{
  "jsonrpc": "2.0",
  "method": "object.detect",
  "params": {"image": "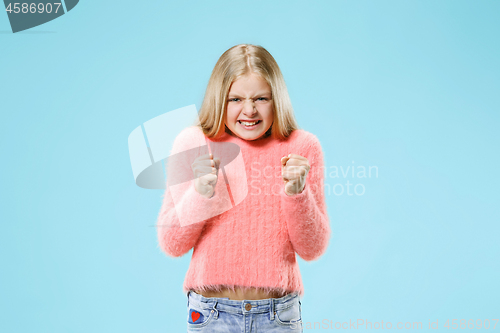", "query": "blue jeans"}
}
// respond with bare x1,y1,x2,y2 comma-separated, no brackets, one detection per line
186,290,303,332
